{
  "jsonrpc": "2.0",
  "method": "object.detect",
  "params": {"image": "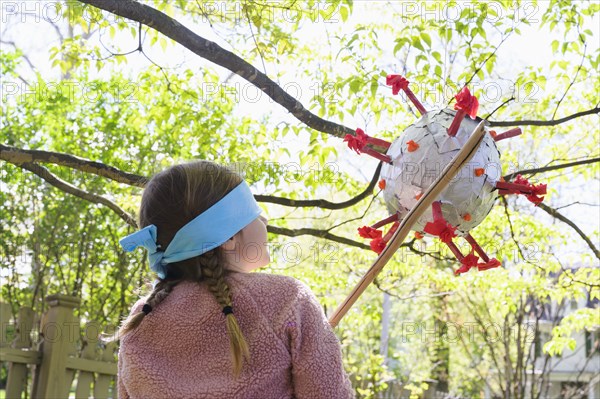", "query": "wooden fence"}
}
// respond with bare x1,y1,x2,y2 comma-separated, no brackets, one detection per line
0,294,117,398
